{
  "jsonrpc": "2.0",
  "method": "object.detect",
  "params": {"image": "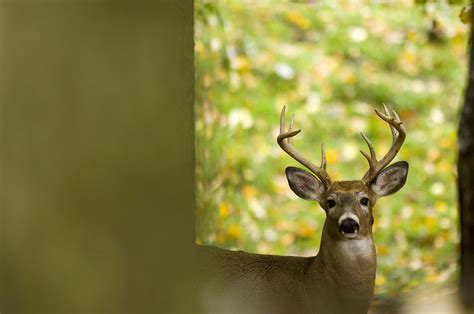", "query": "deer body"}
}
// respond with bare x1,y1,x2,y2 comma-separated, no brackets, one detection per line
197,106,408,314
198,224,375,313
